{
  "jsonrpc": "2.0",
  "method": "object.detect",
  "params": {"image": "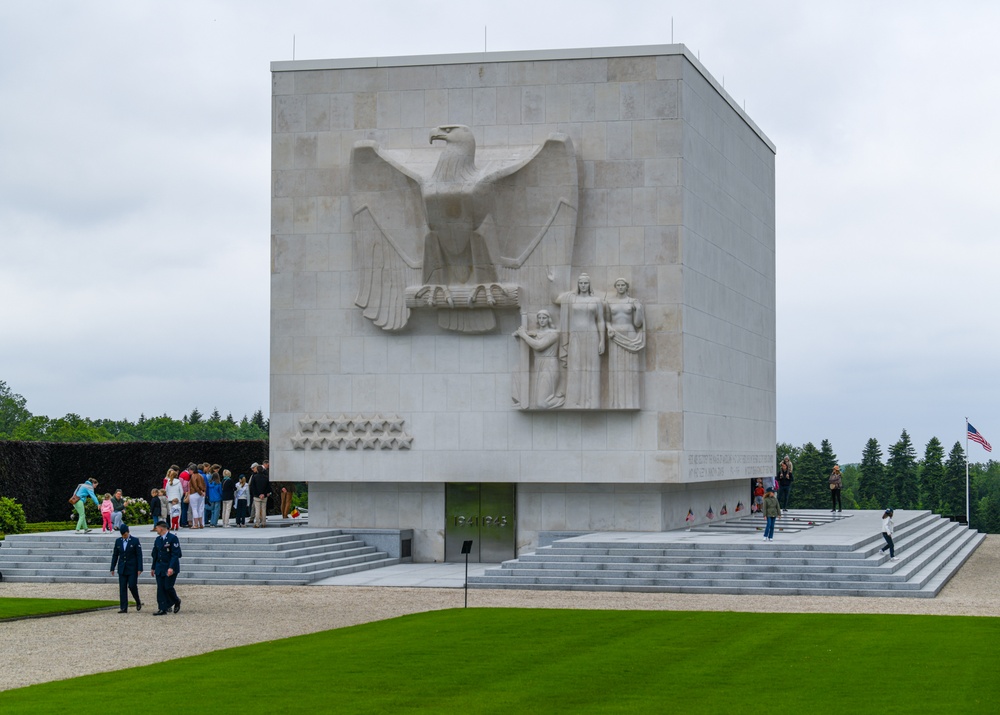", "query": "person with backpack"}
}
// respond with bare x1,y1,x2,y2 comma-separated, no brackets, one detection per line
71,479,101,533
